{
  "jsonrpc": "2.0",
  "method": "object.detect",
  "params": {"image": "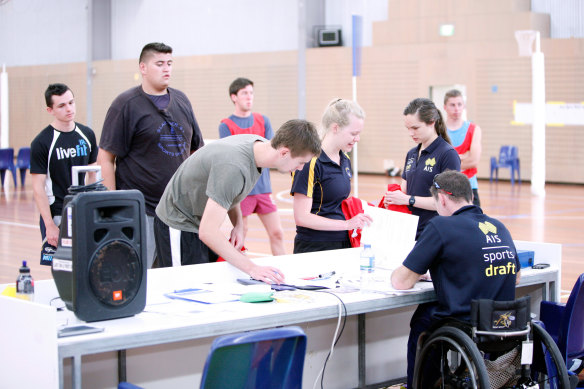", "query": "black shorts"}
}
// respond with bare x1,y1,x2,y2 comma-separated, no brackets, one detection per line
293,237,351,254
153,215,218,267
